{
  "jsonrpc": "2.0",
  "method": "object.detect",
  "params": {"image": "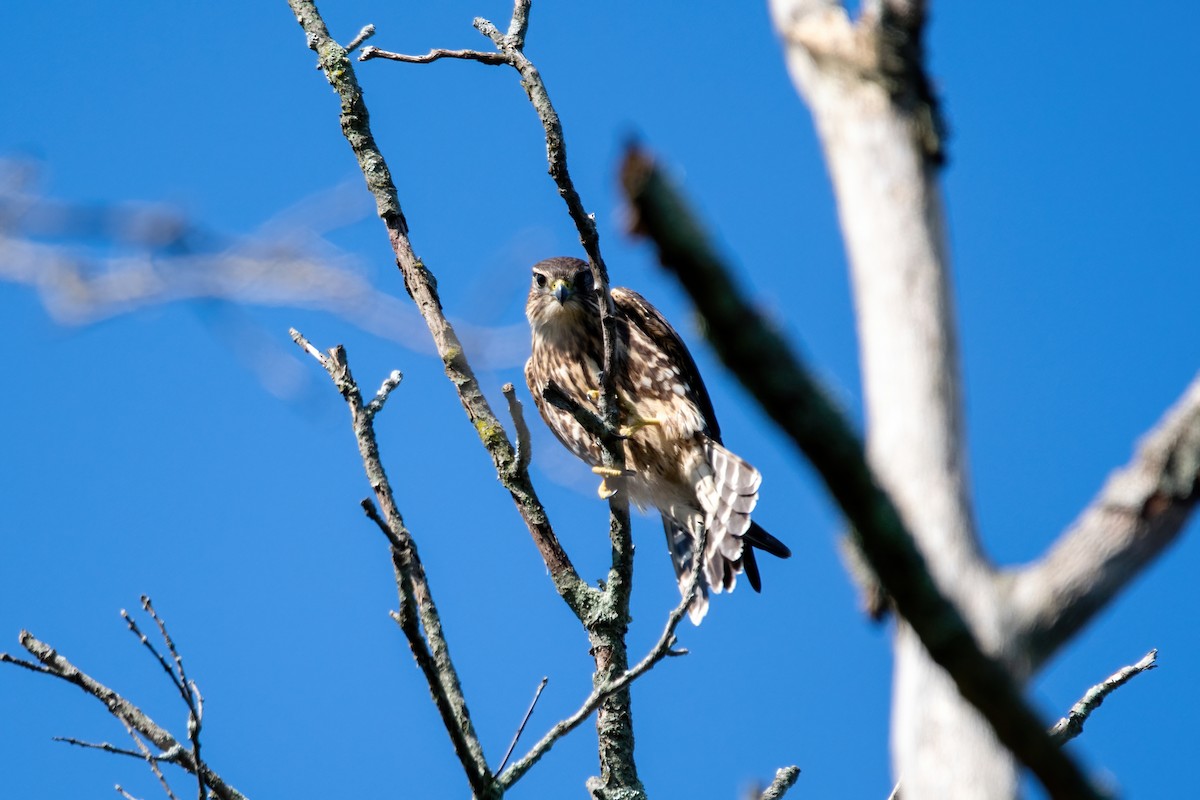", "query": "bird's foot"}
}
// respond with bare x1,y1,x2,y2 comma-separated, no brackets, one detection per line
591,465,634,499
618,415,662,438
